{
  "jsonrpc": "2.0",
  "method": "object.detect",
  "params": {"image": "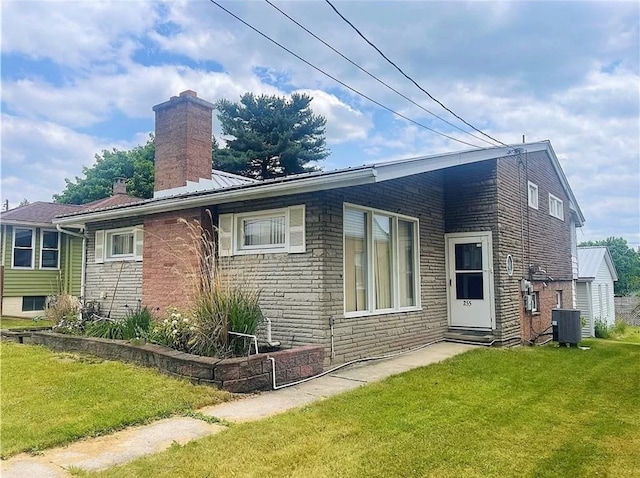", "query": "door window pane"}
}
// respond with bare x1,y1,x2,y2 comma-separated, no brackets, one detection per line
345,209,368,312
455,243,483,270
373,214,393,309
456,272,484,299
398,220,415,307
